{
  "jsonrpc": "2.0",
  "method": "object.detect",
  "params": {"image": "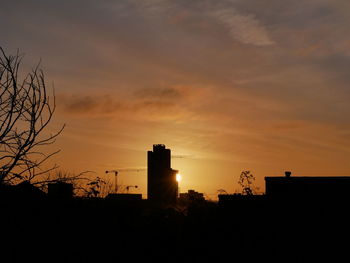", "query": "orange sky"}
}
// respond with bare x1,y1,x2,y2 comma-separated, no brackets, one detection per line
2,0,350,199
